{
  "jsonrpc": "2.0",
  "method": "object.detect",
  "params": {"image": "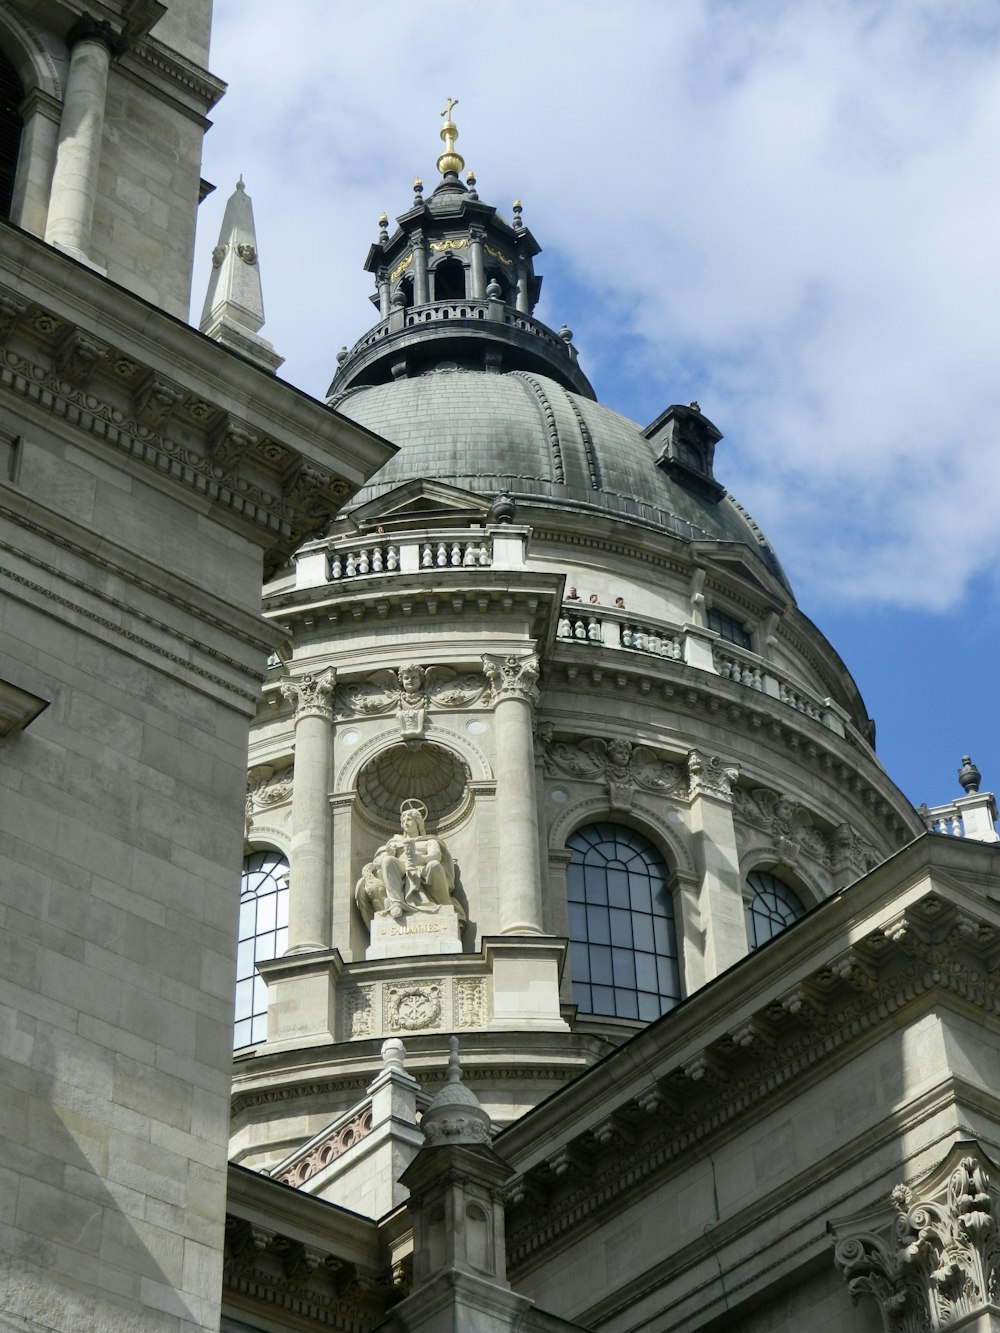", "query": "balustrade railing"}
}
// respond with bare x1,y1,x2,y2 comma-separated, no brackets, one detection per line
557,601,856,740
340,300,577,365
